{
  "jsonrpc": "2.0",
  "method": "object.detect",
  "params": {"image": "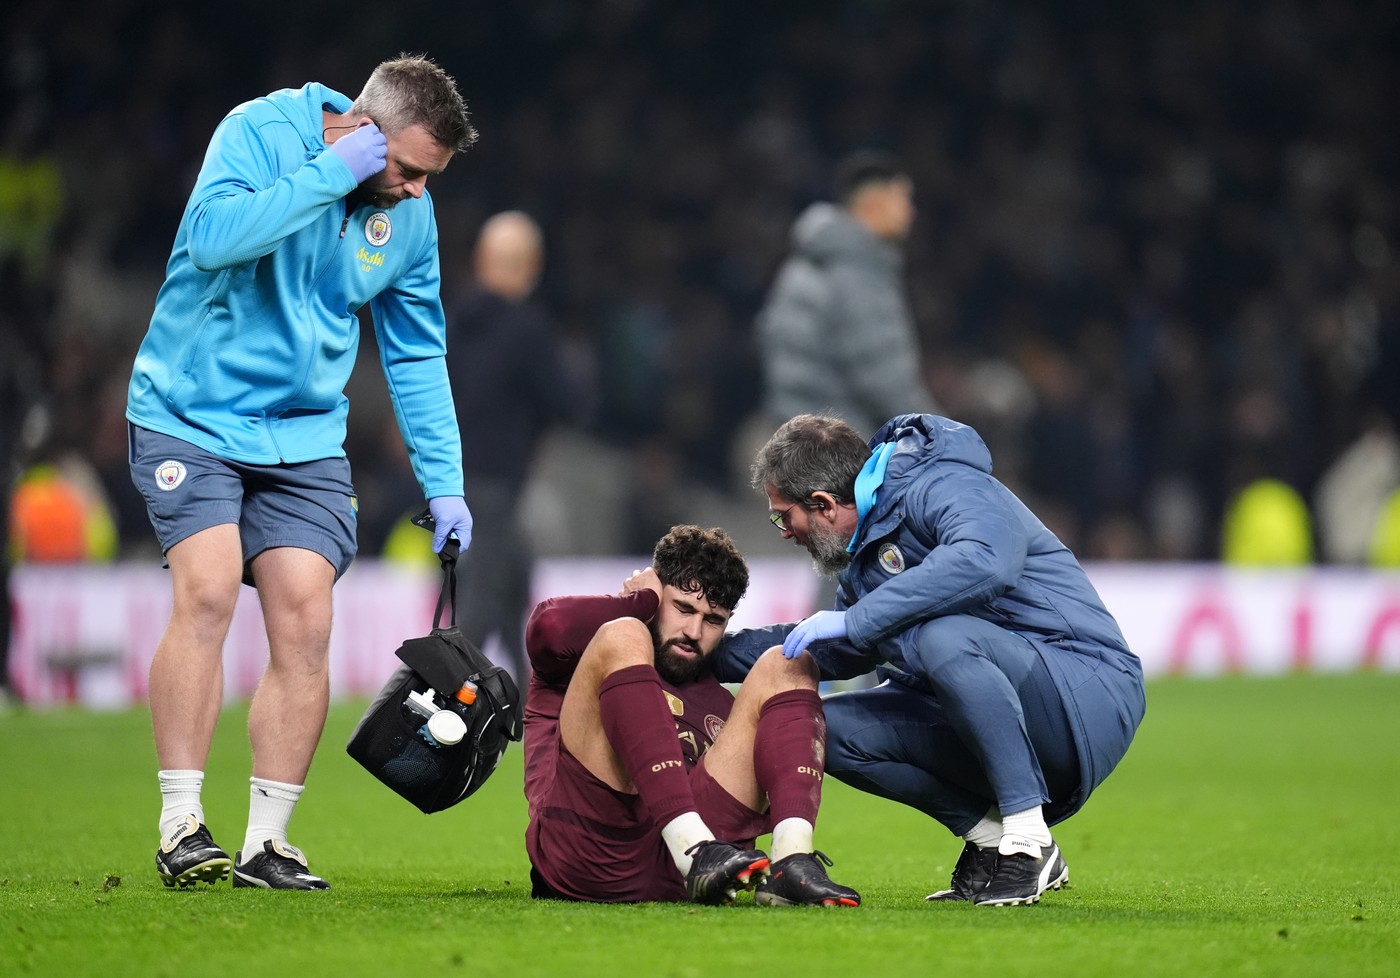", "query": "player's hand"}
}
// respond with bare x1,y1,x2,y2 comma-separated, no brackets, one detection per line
326,121,387,183
428,495,473,554
620,566,662,600
781,610,848,659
